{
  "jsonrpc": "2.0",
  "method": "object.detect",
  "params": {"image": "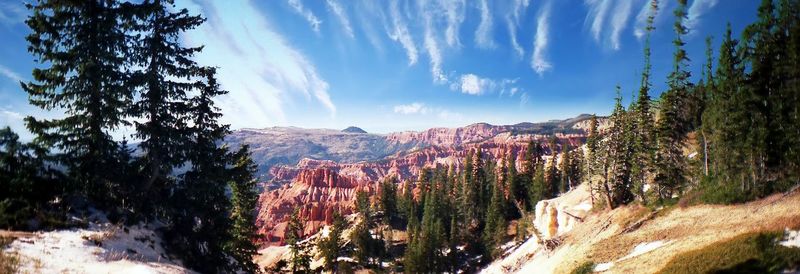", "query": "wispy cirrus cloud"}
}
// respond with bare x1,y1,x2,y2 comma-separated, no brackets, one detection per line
585,0,638,50
445,0,466,48
0,2,27,26
179,0,335,128
387,0,418,65
531,2,553,76
288,0,322,33
586,0,612,43
423,28,447,83
326,0,354,38
0,64,23,83
686,0,719,34
609,0,634,50
506,0,531,57
475,0,495,49
520,92,530,106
